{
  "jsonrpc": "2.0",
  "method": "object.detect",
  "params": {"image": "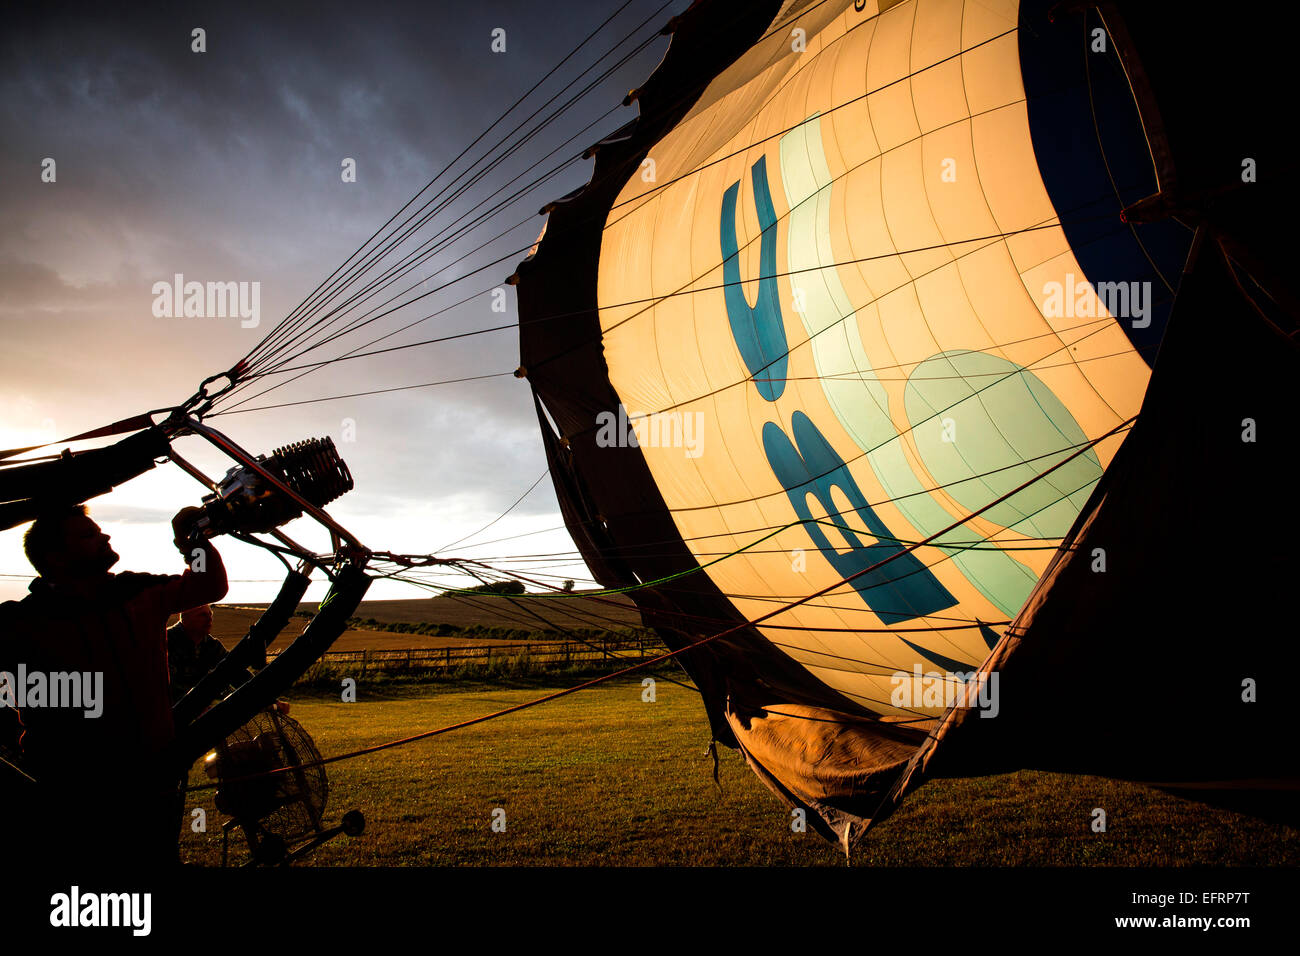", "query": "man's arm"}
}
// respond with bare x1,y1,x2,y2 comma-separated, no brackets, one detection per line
162,507,229,614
